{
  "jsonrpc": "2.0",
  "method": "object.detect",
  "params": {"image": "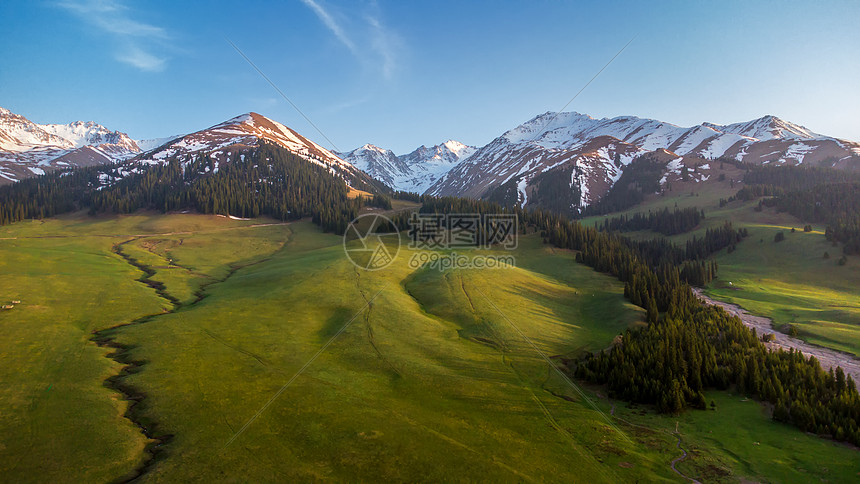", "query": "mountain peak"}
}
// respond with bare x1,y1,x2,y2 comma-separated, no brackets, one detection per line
439,139,475,159
503,111,599,144
338,139,476,193
357,143,391,154
442,139,466,150
0,106,140,183
137,112,358,180
217,113,255,127
707,115,819,141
